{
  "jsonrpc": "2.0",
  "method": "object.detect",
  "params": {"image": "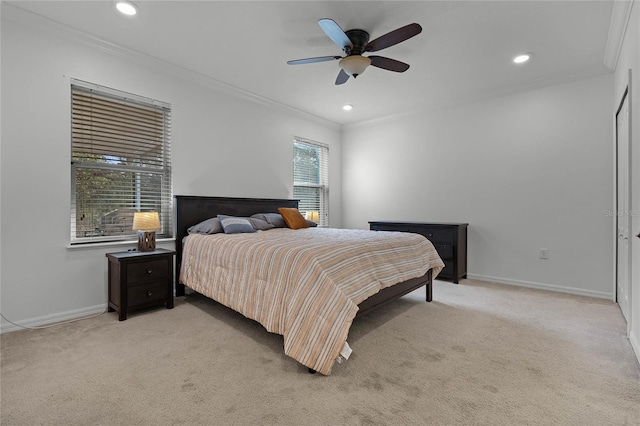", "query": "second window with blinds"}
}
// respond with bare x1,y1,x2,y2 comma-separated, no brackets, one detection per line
293,138,329,227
